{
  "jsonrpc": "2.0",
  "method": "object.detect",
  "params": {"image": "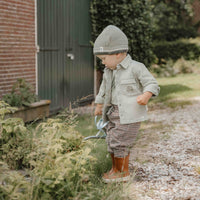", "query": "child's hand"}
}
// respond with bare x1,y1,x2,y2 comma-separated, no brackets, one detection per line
94,104,103,115
137,92,153,105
